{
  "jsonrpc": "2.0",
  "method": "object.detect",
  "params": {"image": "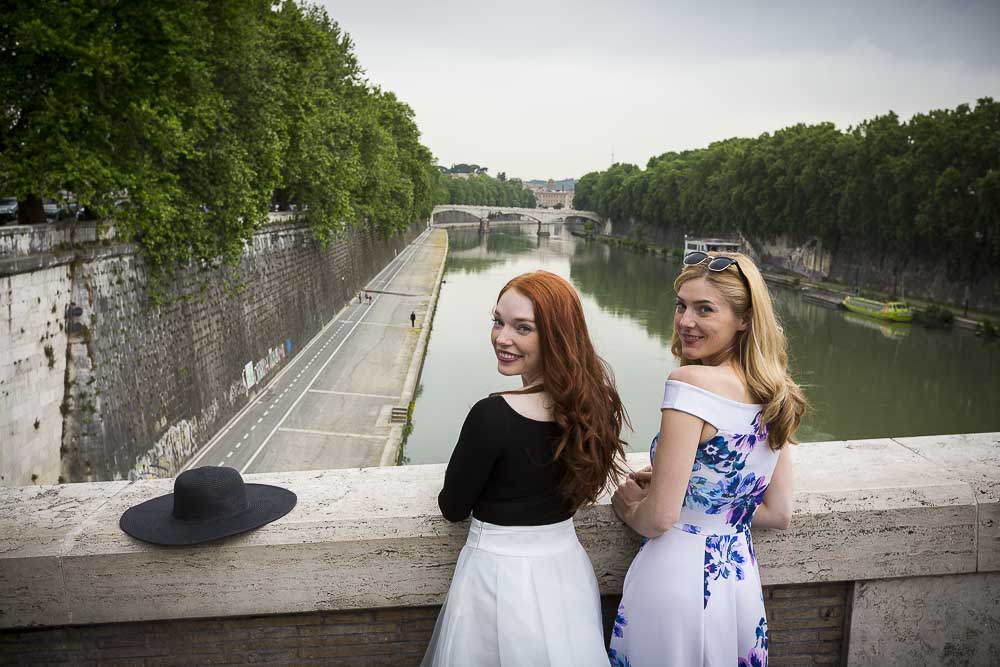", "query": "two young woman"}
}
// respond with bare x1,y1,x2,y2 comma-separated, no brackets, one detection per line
423,254,806,667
